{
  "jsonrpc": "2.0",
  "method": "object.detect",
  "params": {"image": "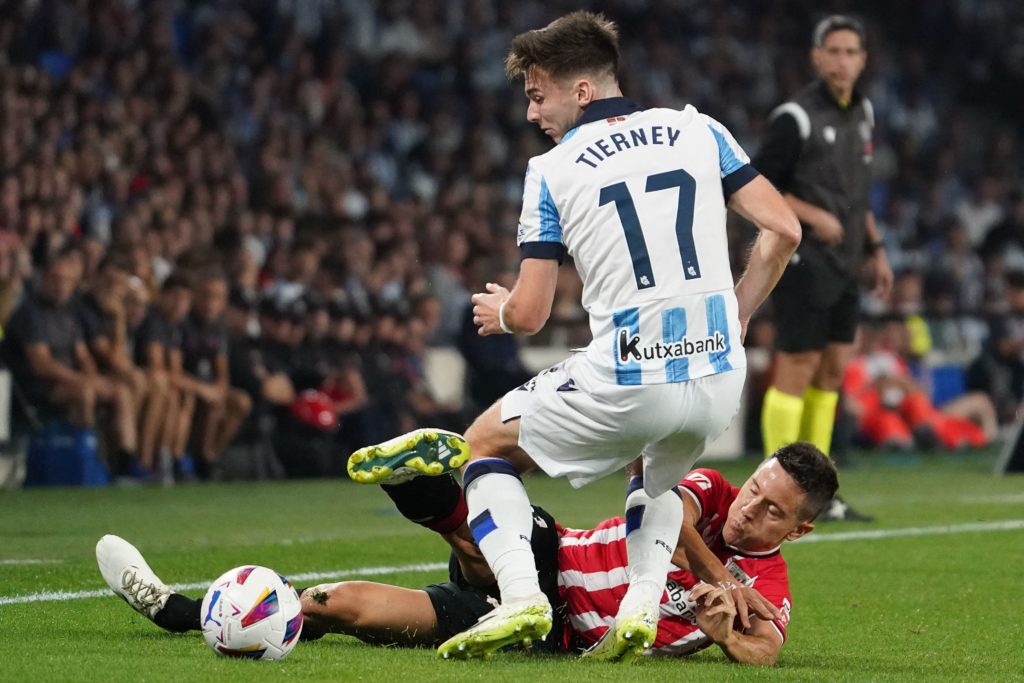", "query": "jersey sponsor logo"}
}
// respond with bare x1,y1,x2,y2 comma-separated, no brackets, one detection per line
617,328,727,362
